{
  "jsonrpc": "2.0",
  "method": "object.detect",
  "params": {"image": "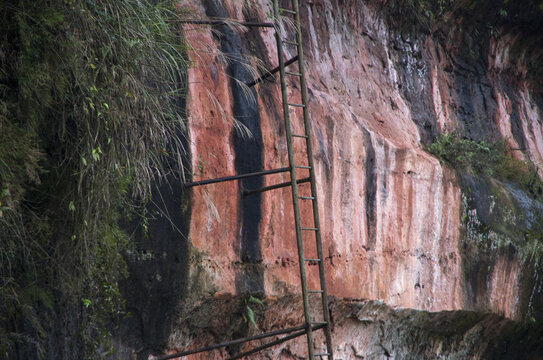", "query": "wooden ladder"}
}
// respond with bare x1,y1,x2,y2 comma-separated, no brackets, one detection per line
272,0,334,358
